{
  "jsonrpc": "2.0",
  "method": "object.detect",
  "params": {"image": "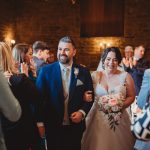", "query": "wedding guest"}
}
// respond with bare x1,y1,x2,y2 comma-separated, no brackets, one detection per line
82,47,135,150
122,46,134,116
46,52,55,64
124,45,149,119
124,45,149,96
12,43,37,81
32,41,50,75
0,42,41,150
134,69,150,150
122,45,134,70
12,43,47,150
12,43,33,65
36,36,94,150
0,65,21,150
